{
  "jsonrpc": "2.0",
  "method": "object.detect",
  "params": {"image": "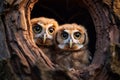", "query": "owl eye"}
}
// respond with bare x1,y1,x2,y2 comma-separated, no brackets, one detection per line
74,32,81,39
33,24,42,34
48,27,55,34
61,31,68,40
